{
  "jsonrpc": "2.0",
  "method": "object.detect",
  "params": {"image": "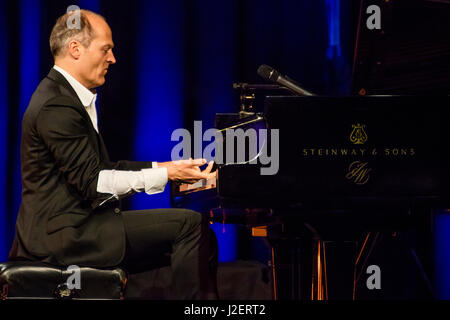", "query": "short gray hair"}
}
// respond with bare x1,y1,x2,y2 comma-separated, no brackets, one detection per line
49,9,104,58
